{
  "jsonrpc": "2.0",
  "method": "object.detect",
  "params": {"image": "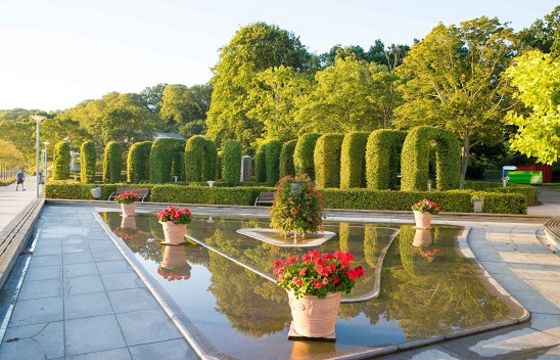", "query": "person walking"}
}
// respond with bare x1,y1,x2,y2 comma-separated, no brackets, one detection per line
15,169,25,191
